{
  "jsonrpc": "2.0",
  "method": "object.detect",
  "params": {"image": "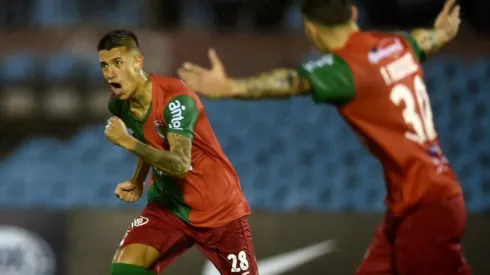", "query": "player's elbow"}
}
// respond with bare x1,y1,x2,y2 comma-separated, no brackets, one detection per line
172,158,191,179
174,167,190,179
